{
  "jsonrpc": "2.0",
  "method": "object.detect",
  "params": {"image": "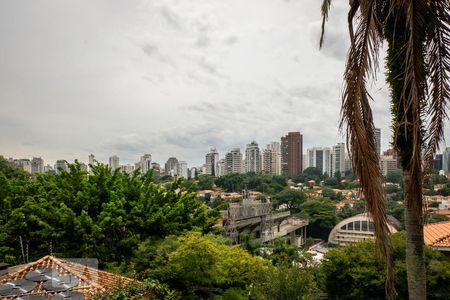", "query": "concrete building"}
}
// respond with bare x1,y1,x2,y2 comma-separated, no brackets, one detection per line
120,164,134,175
443,147,450,175
331,143,346,177
380,155,398,176
88,154,95,174
189,167,198,179
151,162,161,176
177,161,188,179
307,147,331,175
245,141,261,173
215,159,226,177
225,148,243,174
11,158,32,173
165,157,179,176
262,142,281,175
205,148,219,176
55,160,68,174
433,154,443,172
328,213,399,246
375,128,381,156
31,157,44,175
109,155,120,171
281,132,303,178
139,154,152,174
